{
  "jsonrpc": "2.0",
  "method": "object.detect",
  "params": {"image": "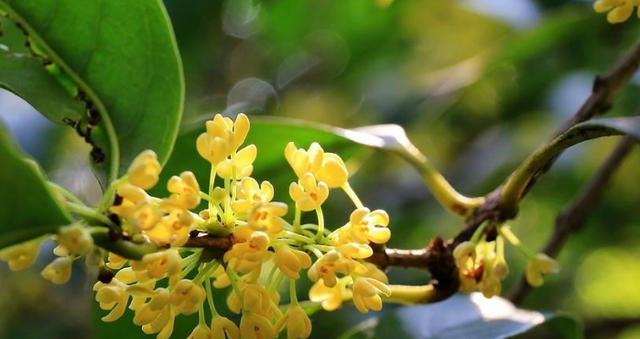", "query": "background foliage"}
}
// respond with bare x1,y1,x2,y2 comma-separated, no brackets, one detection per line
1,0,640,338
